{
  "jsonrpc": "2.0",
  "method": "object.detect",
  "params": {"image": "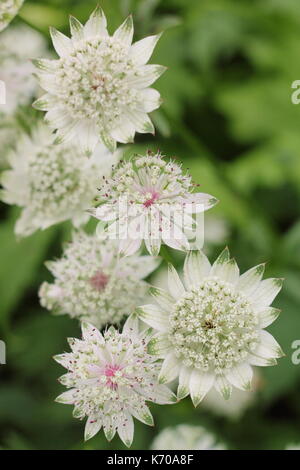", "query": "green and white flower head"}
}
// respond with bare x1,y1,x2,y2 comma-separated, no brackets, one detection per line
0,0,23,32
139,248,284,405
286,444,300,450
0,24,47,115
151,424,224,450
0,123,118,237
33,6,165,154
39,230,160,328
92,152,218,256
54,317,176,447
